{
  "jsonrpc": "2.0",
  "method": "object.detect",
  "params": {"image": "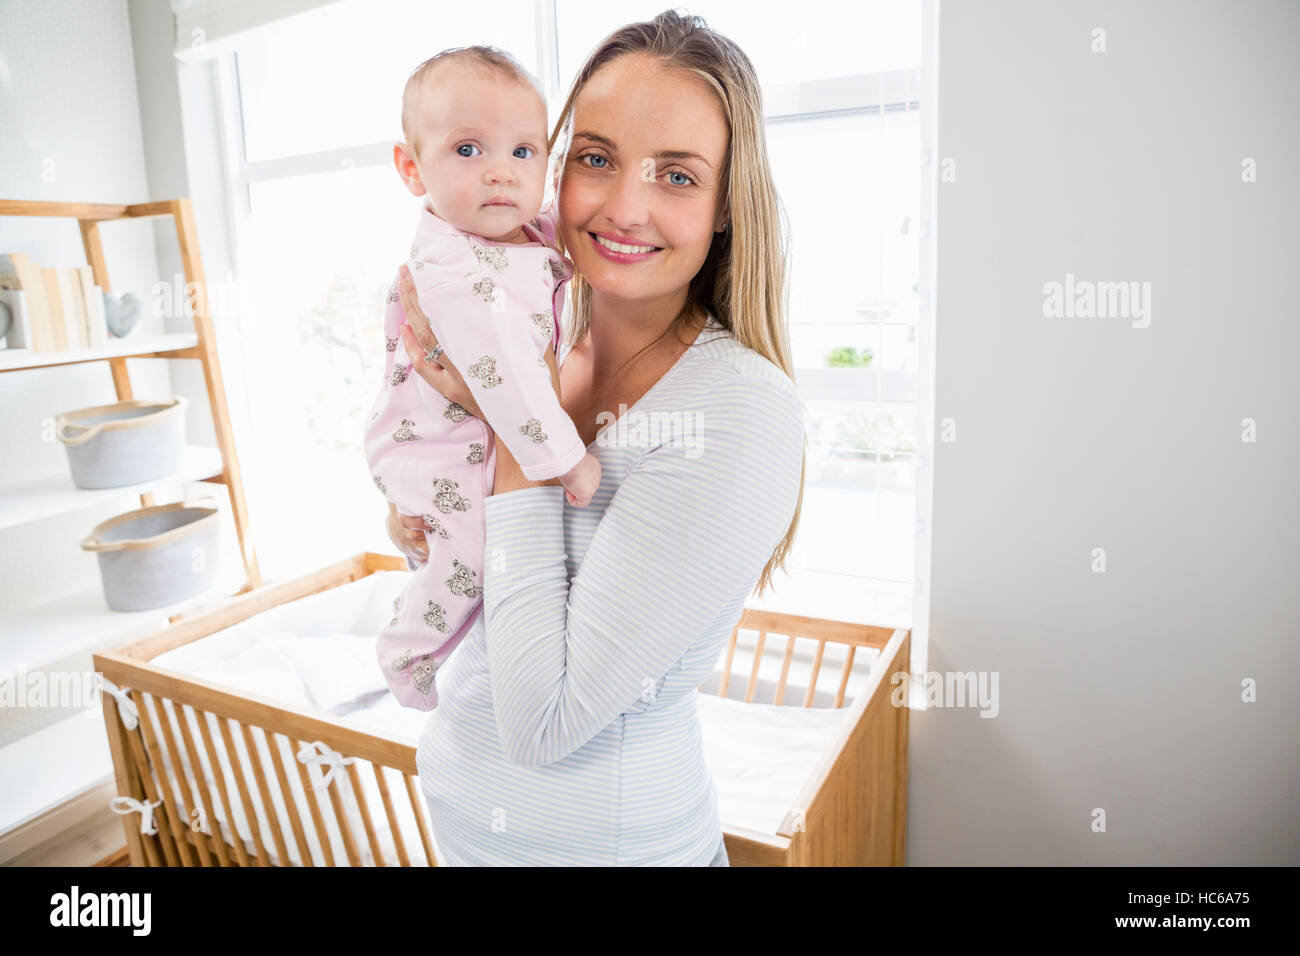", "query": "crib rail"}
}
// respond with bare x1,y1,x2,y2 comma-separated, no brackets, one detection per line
716,608,895,707
94,553,908,866
94,646,436,867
